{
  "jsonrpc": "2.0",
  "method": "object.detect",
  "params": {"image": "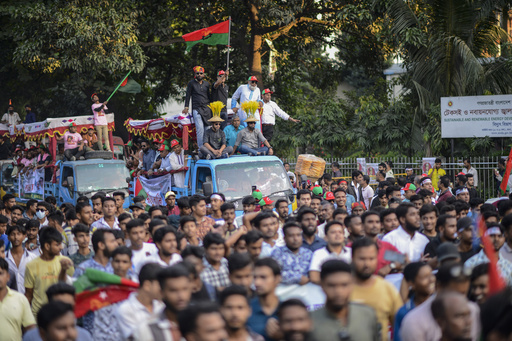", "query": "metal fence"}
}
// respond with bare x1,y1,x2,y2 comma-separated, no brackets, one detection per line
282,156,505,200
